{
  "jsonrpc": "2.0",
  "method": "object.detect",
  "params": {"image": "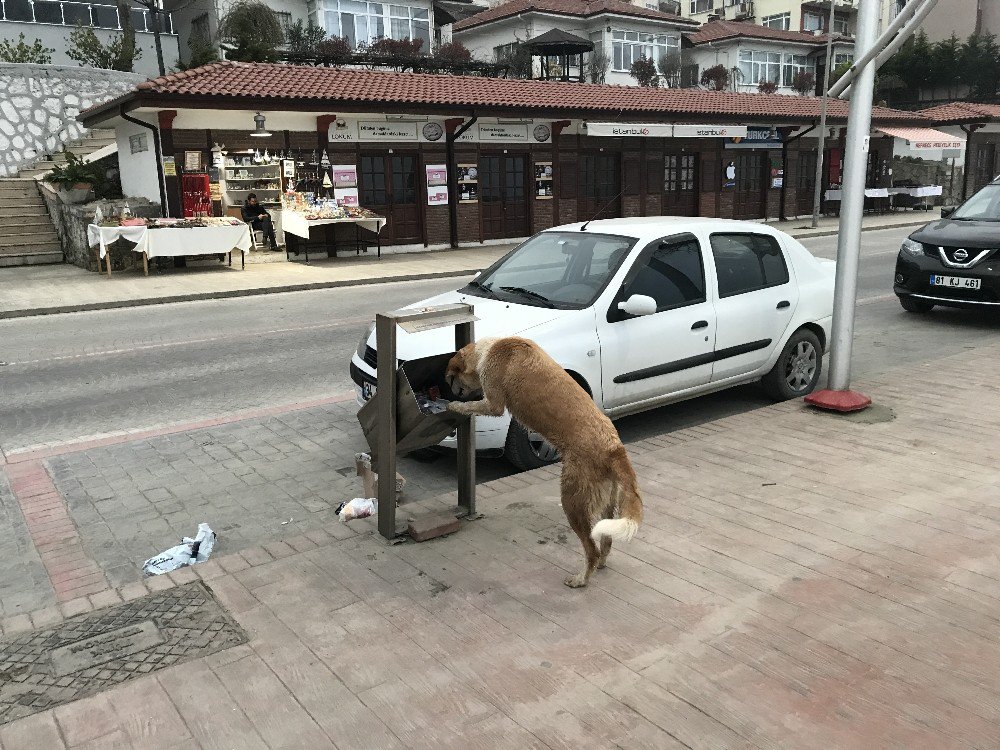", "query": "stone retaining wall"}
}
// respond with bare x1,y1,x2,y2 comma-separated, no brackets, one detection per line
0,63,142,177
